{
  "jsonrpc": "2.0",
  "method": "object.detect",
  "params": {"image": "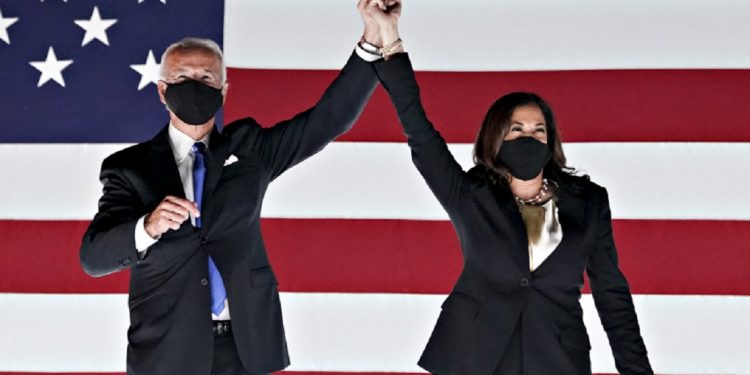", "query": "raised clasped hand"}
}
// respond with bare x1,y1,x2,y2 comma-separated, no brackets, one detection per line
358,0,402,46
